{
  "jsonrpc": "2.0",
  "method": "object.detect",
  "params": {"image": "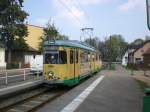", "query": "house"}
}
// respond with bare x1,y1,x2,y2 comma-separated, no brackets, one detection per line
24,24,44,66
0,43,6,70
6,24,44,68
122,51,128,66
128,40,150,64
143,48,150,68
123,45,142,65
25,24,44,50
